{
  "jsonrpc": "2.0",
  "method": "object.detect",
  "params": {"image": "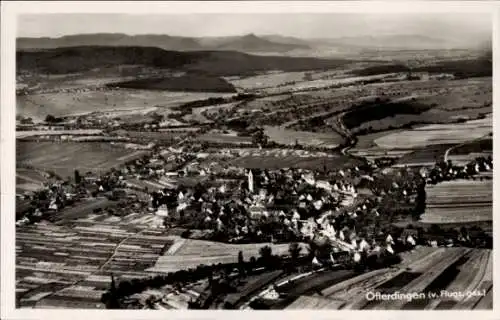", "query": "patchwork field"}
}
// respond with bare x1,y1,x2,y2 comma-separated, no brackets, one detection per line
278,269,357,299
370,247,471,310
286,295,346,309
420,179,492,224
341,247,491,310
118,130,187,142
260,246,491,310
149,238,307,273
237,95,293,112
16,212,173,308
17,90,233,121
231,154,363,171
196,133,253,146
264,126,345,149
427,249,492,310
227,71,308,91
374,115,492,150
349,79,491,134
17,141,149,178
